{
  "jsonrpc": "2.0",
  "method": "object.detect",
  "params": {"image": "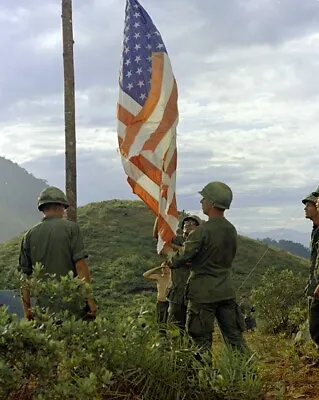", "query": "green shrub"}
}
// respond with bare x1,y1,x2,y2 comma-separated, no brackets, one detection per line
0,272,263,399
251,268,307,335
